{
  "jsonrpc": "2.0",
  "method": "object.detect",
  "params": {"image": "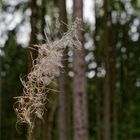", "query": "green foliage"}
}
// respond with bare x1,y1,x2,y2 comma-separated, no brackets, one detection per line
1,31,28,140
